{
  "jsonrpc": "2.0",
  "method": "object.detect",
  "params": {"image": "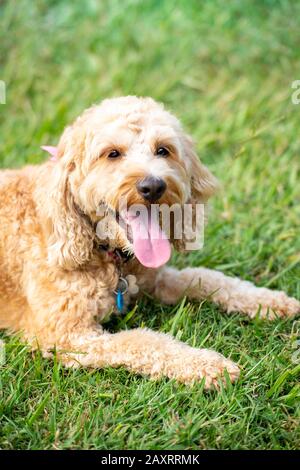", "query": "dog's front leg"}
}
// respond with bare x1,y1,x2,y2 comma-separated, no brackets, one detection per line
23,271,239,388
154,266,300,319
60,327,240,388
